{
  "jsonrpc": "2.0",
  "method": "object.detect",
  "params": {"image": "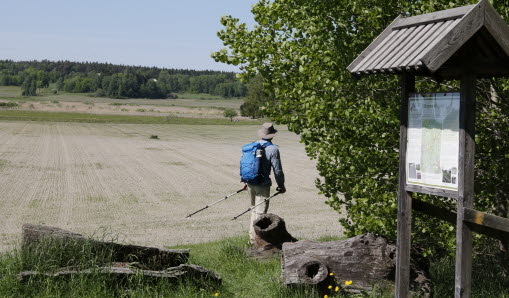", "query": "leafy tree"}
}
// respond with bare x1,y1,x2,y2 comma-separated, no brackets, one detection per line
223,108,238,122
21,76,37,96
213,0,509,256
240,75,270,118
